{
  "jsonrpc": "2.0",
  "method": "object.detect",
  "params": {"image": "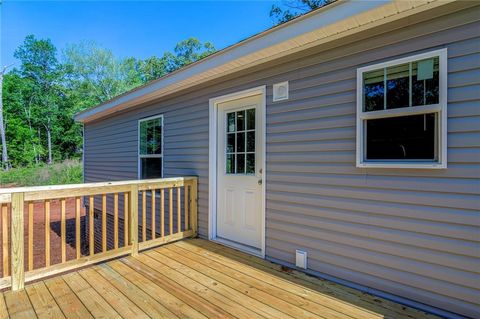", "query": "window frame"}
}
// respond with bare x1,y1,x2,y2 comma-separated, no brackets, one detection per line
356,48,448,169
138,114,164,179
